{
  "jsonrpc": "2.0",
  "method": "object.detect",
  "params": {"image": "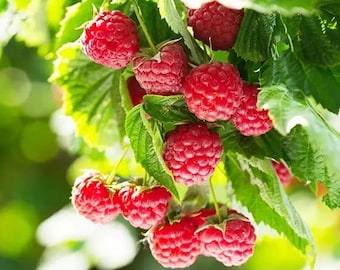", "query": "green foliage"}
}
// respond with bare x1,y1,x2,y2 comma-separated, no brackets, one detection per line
157,0,207,64
234,10,276,62
225,153,316,262
4,0,340,268
125,105,179,199
258,85,340,208
49,43,122,148
143,95,197,124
